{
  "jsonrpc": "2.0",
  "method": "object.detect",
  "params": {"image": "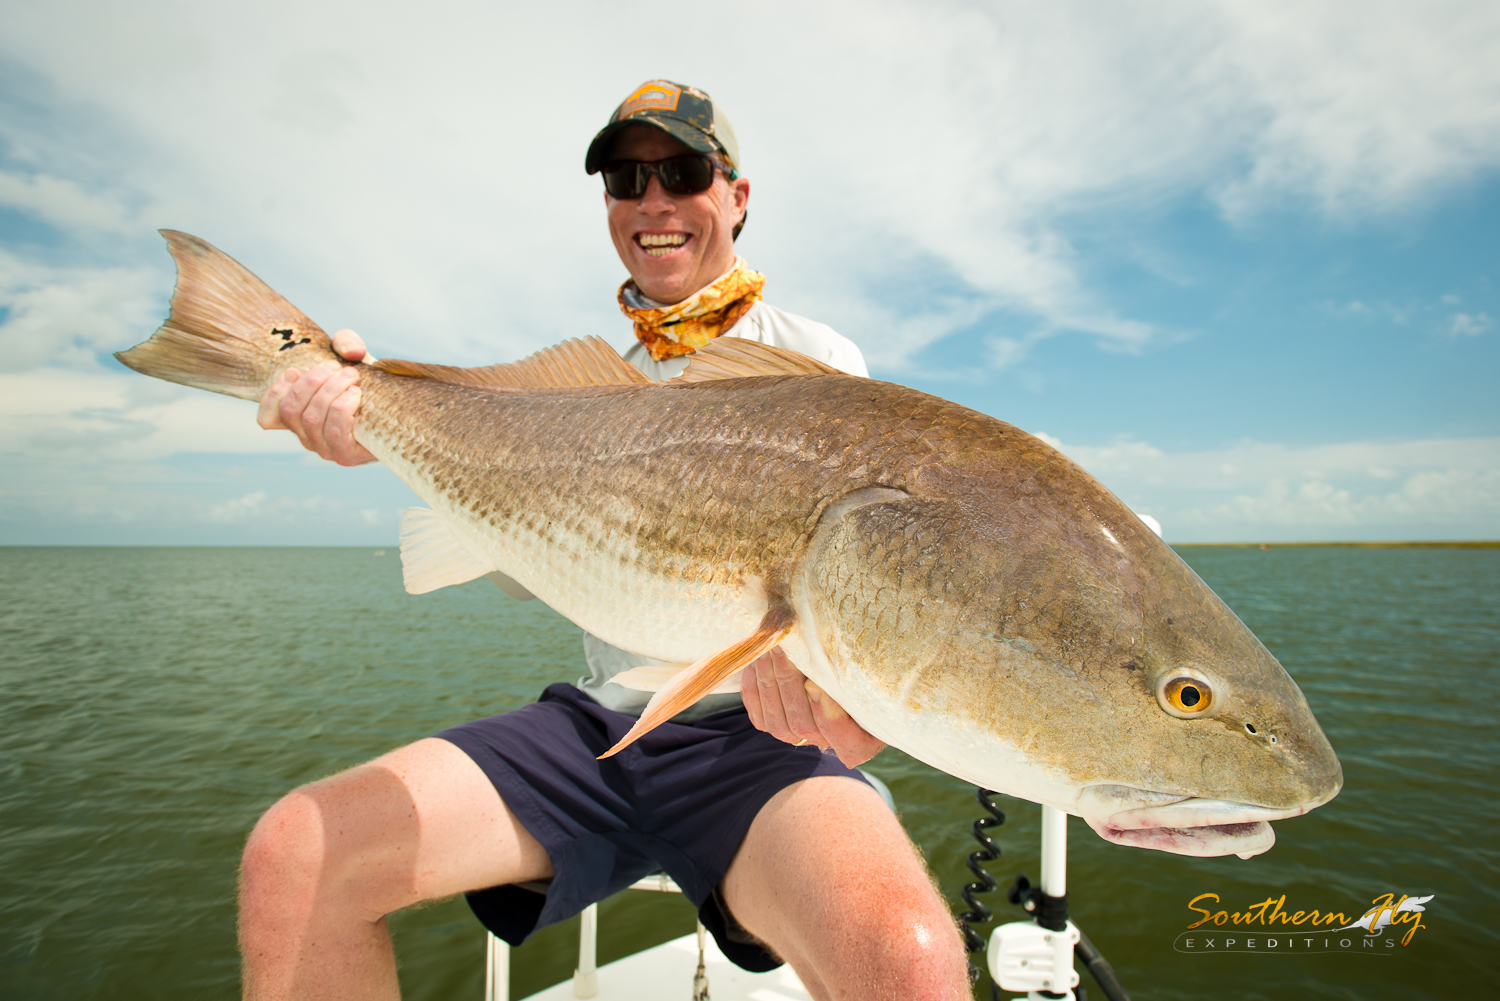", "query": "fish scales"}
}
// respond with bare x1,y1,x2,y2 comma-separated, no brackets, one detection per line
355,370,979,664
